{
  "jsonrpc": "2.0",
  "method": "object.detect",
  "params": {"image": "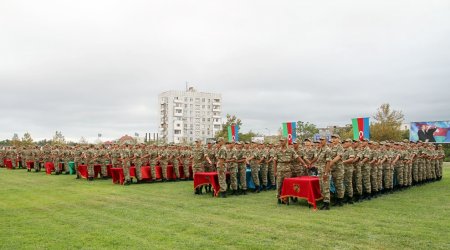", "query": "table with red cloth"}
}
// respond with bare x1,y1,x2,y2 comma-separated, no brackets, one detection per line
45,162,56,174
26,161,34,170
4,159,13,169
280,176,323,209
77,165,100,178
193,172,230,197
111,167,137,185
